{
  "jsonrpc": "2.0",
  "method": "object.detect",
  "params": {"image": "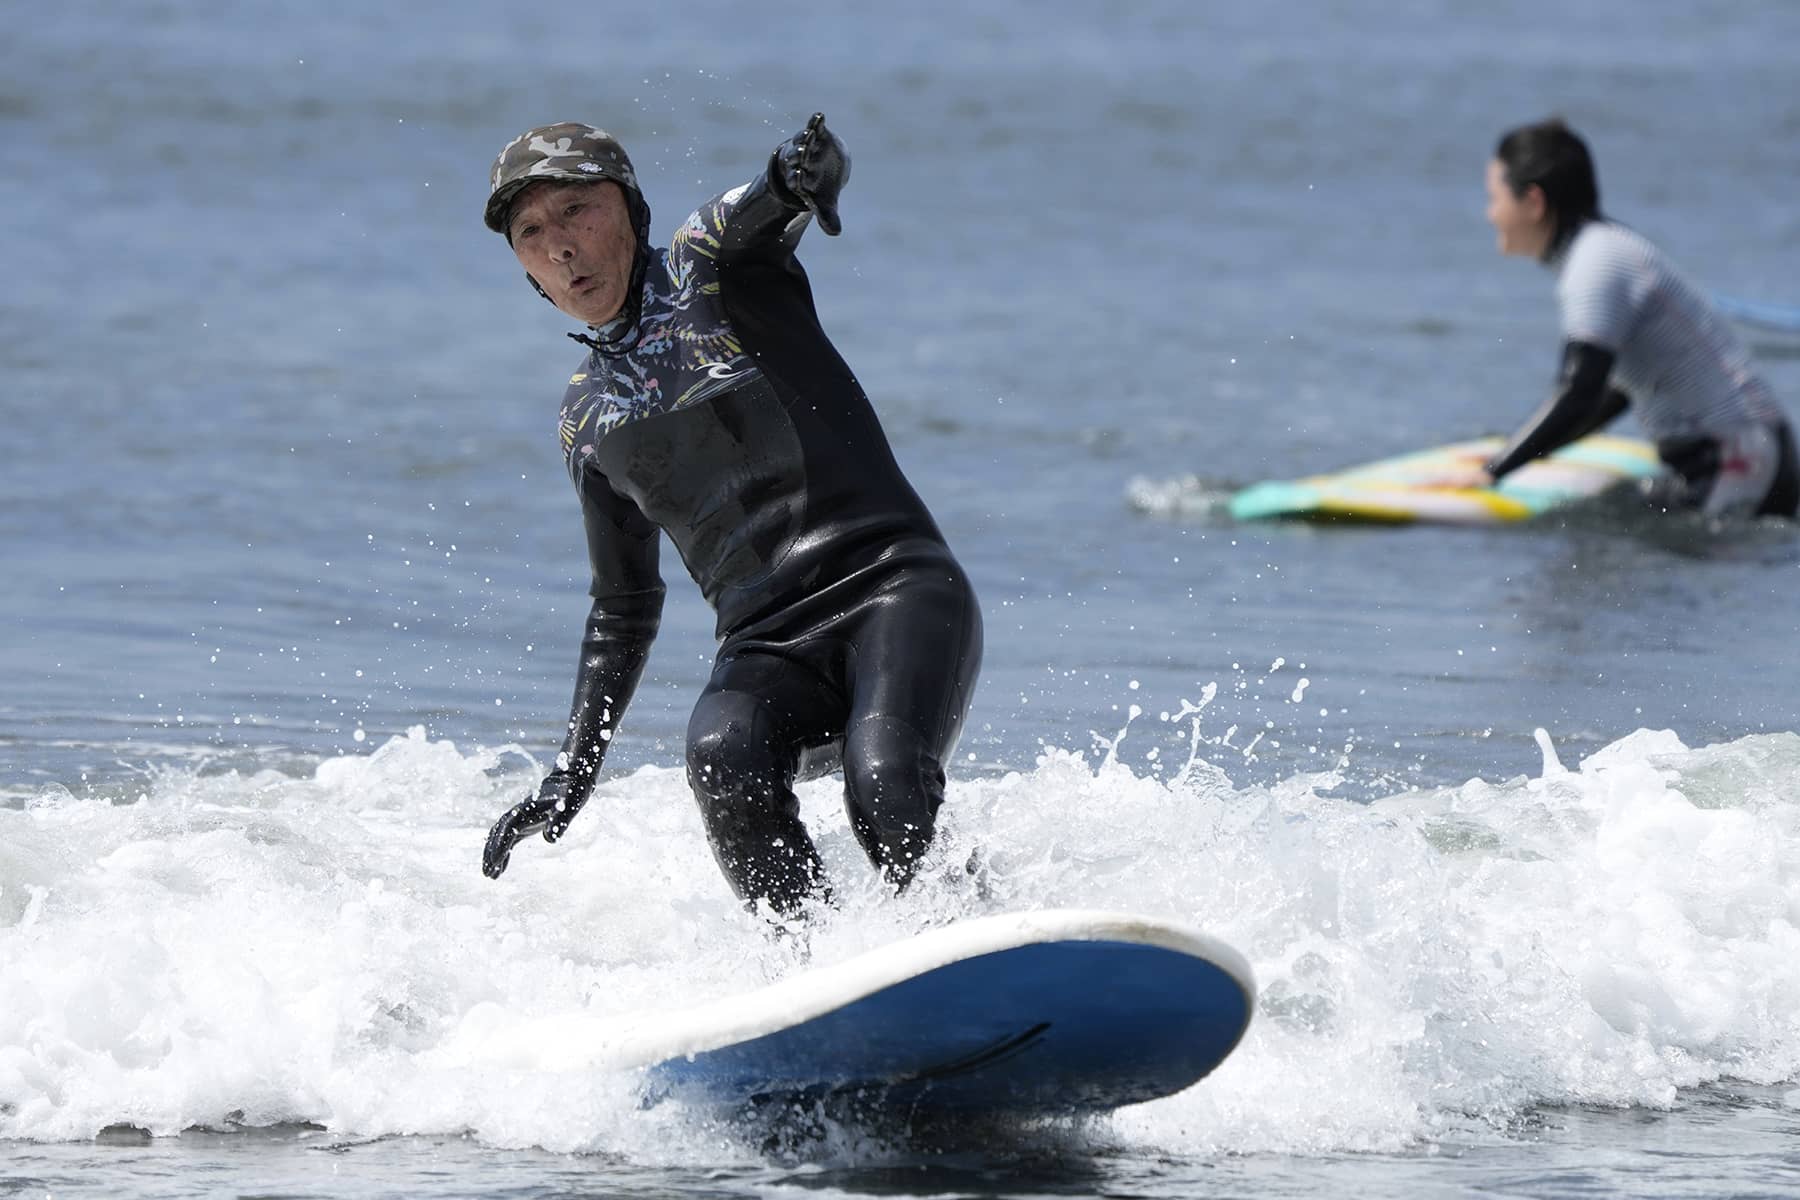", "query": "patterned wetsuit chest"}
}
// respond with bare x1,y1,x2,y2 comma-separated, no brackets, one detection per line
558,249,763,465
